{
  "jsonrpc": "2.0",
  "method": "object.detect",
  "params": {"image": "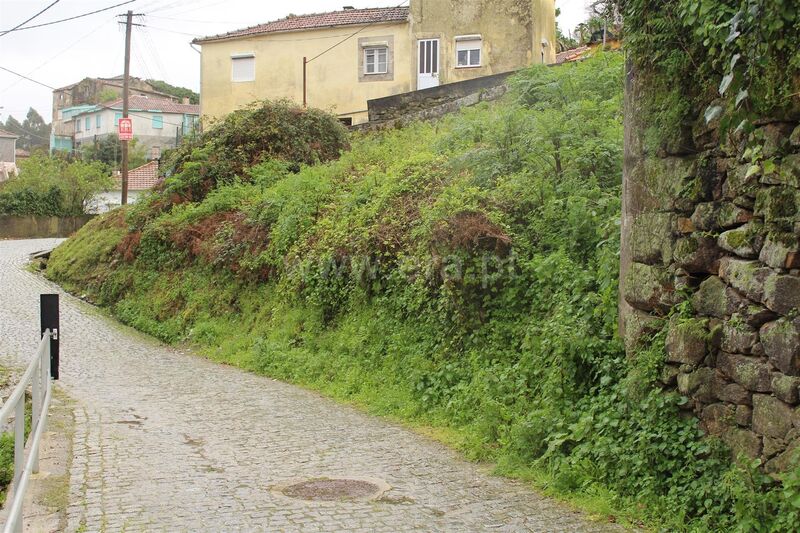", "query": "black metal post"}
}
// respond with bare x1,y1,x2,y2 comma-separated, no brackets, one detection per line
40,294,59,379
